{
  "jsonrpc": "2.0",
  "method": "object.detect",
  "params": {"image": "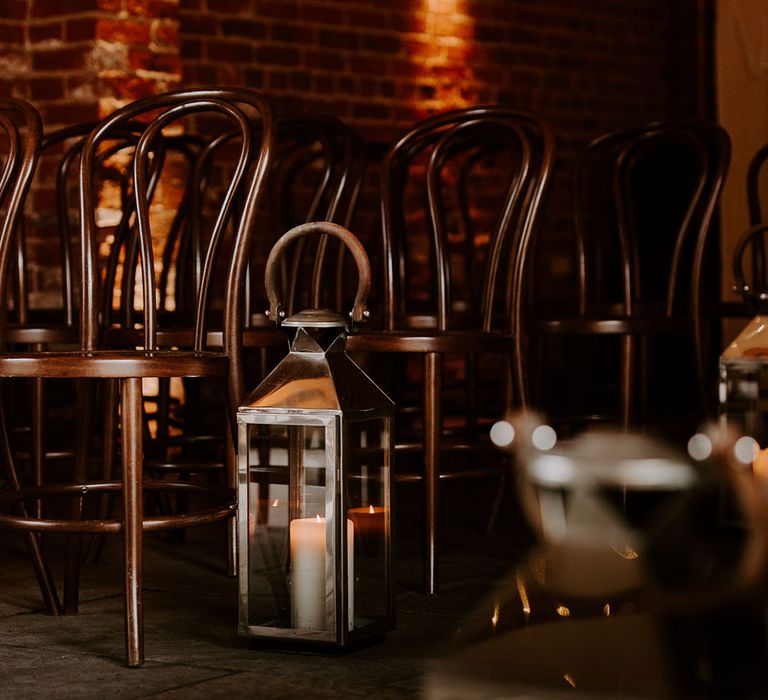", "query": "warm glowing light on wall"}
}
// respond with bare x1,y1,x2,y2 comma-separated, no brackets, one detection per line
408,0,475,114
